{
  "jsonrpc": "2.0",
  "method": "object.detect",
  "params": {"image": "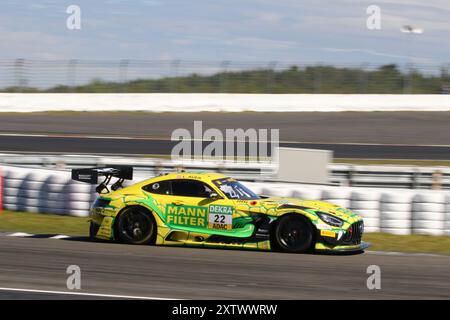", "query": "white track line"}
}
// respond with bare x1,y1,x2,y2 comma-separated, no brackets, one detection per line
0,287,176,300
366,250,448,258
7,232,34,237
1,133,450,147
0,133,49,138
49,235,70,239
1,233,448,258
0,133,158,141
